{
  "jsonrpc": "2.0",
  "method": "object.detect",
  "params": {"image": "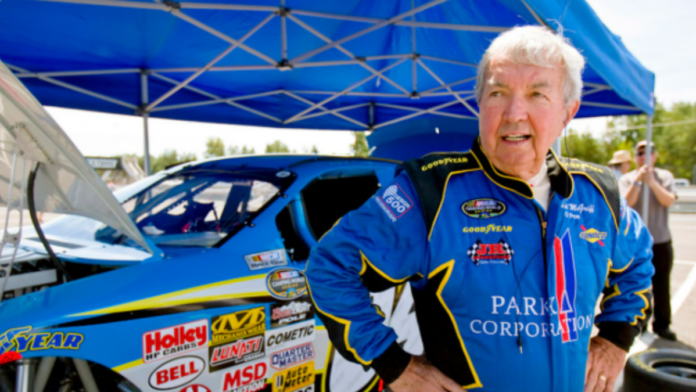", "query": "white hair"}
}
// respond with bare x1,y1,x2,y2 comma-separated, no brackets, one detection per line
475,26,585,105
